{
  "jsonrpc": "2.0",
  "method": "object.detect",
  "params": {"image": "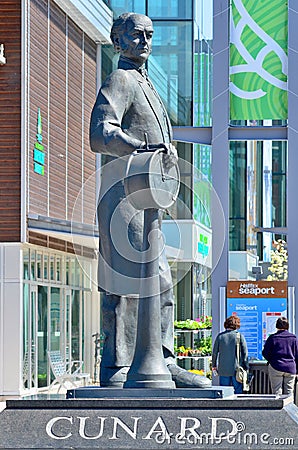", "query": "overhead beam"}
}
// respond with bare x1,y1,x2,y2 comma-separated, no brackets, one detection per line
173,126,287,145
